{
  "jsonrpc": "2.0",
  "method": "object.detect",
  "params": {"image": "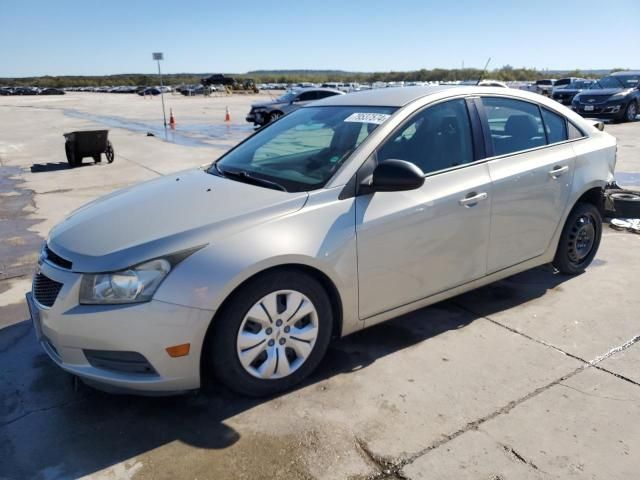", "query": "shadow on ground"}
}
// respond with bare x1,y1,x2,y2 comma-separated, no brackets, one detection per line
0,265,574,479
30,161,98,173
